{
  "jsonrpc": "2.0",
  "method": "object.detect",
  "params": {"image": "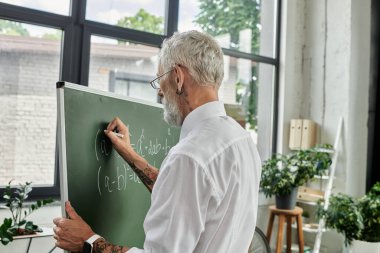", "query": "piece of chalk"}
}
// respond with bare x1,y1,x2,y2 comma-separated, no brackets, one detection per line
114,132,124,138
104,130,124,138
